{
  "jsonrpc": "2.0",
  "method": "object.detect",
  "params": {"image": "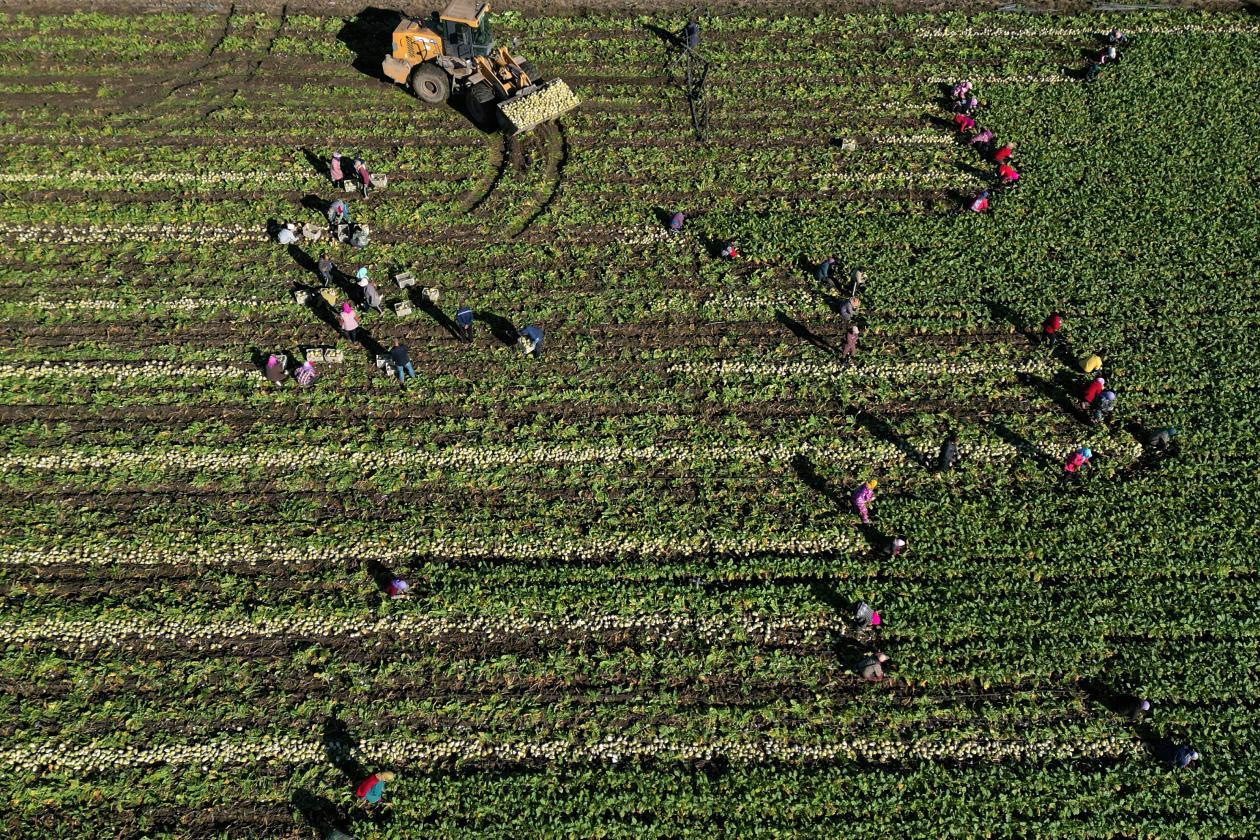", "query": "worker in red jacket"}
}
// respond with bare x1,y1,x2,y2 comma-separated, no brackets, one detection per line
993,142,1014,163
1041,311,1062,347
1082,377,1106,408
953,113,976,134
998,162,1020,185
